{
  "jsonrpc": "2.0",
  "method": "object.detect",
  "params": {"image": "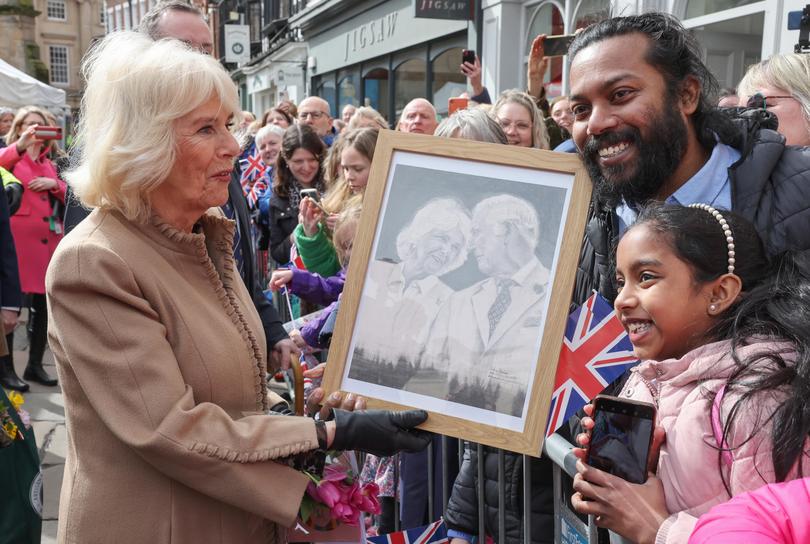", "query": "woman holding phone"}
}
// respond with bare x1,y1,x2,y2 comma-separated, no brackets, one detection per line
0,105,64,388
267,124,326,265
